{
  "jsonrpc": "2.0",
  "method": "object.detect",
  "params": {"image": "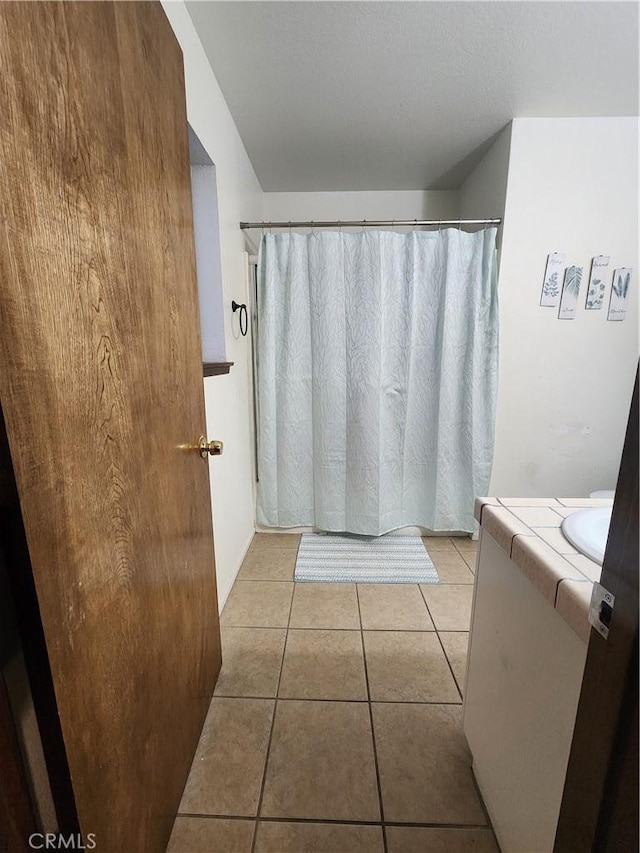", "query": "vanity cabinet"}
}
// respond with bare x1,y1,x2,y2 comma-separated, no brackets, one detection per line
463,527,590,852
